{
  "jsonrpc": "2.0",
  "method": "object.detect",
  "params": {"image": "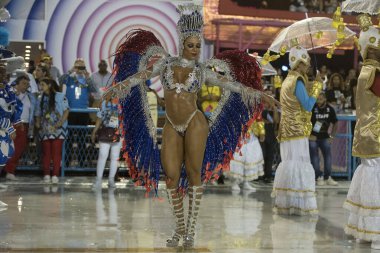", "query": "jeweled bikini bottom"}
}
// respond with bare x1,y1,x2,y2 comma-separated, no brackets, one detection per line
165,109,200,136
